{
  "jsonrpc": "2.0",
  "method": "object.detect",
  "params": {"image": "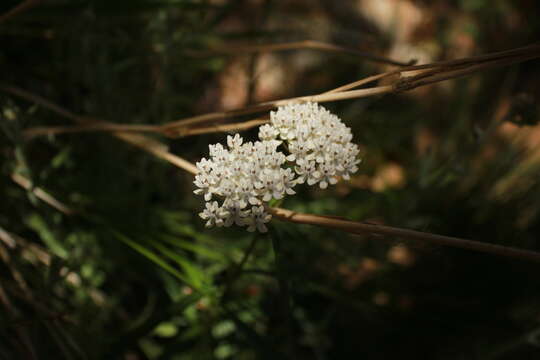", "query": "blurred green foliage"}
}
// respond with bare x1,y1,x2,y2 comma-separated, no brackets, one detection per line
1,0,540,359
